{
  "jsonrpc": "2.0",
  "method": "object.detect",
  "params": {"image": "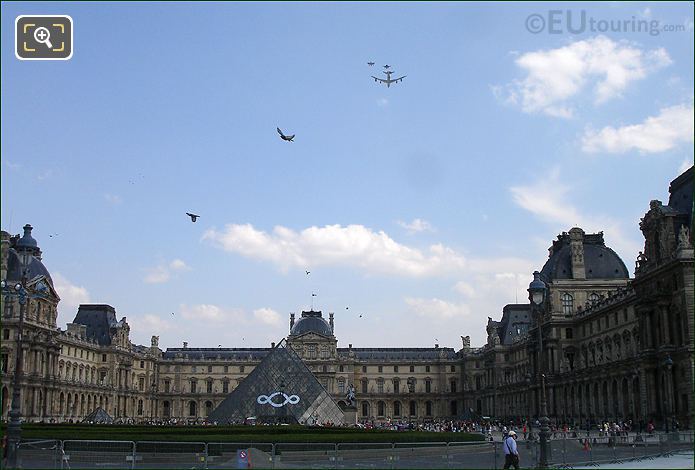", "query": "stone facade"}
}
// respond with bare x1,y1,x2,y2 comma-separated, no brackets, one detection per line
1,168,693,426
